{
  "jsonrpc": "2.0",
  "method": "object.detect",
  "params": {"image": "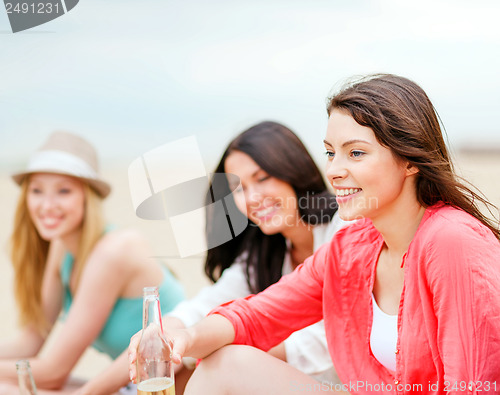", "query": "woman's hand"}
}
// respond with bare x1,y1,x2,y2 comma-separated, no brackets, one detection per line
129,314,234,384
127,330,142,384
128,326,191,384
